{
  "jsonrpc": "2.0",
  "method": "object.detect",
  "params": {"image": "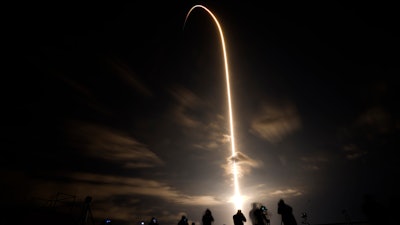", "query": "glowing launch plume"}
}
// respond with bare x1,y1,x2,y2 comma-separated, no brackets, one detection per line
184,5,243,211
